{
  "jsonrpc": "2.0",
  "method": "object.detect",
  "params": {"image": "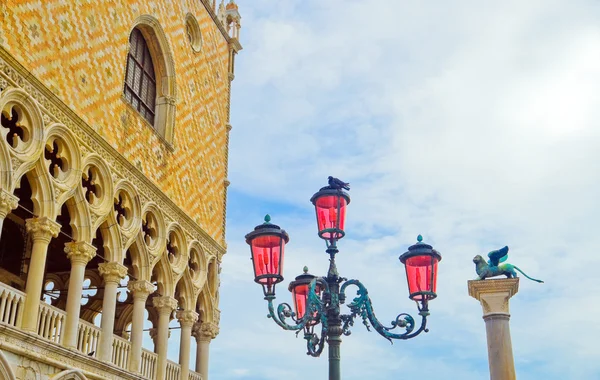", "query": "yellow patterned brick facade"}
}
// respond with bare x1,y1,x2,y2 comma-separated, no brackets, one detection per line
0,0,236,244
